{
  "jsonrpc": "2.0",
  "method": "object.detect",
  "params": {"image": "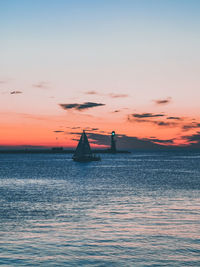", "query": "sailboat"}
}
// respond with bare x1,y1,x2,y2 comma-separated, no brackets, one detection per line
72,130,101,162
